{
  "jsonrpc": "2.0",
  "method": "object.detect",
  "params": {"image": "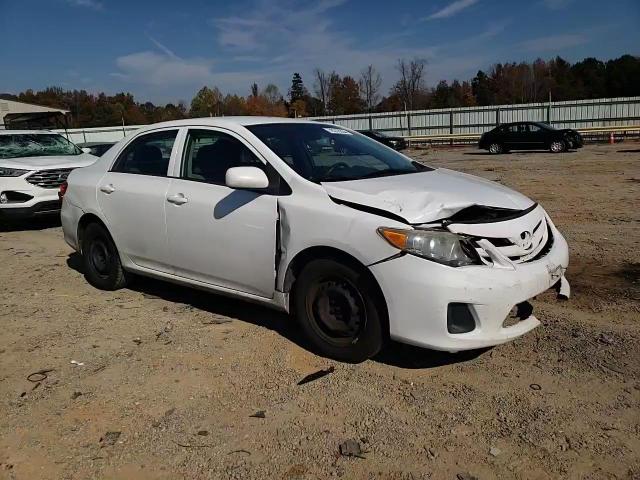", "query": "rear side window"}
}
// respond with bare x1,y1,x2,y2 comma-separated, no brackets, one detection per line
182,129,263,184
112,130,177,176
